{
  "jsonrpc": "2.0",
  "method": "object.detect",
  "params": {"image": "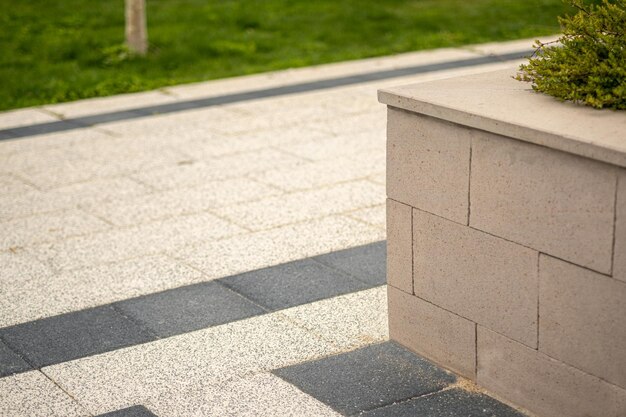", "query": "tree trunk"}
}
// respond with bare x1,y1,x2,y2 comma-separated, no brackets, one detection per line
125,0,148,55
